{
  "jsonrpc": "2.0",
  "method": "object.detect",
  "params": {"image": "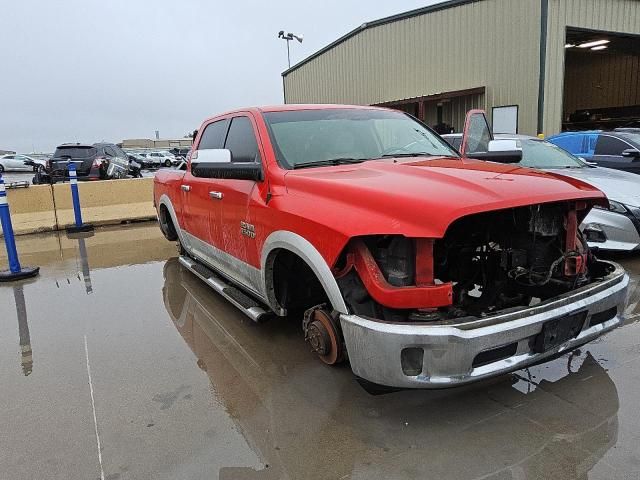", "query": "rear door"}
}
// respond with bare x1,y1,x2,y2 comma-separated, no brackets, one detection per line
593,135,637,171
